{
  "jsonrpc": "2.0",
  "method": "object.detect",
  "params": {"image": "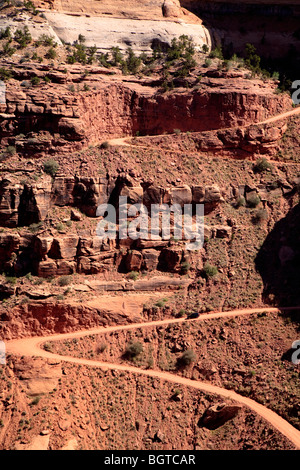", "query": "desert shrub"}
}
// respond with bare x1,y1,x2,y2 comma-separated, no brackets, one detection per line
45,47,57,59
247,193,261,208
0,67,12,81
14,27,32,48
78,34,85,44
28,222,43,233
203,263,218,279
155,298,168,308
24,0,38,14
67,55,76,64
67,42,87,64
123,47,141,74
244,43,261,73
235,195,246,208
98,52,110,68
125,341,143,359
177,309,186,317
100,140,109,149
43,342,52,352
222,59,233,71
58,275,72,287
56,222,65,231
181,261,191,274
252,208,268,225
177,349,197,367
36,34,54,47
6,146,16,156
30,76,40,86
271,71,280,81
110,46,123,66
1,40,16,57
43,159,59,177
30,396,41,406
167,35,195,62
202,44,209,54
25,272,33,281
253,157,272,173
0,27,11,40
209,45,223,60
128,271,139,281
96,342,107,354
5,275,17,285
